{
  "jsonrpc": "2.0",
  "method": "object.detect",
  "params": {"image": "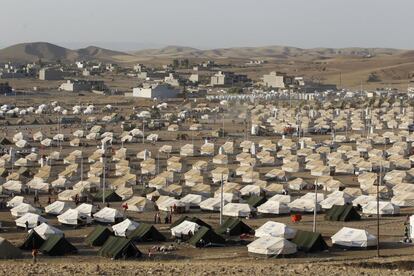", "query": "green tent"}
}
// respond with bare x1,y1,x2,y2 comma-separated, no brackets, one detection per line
40,235,77,256
98,236,141,259
246,195,267,208
0,137,12,145
0,237,23,259
20,230,45,250
127,223,166,242
216,217,253,236
170,216,211,229
325,205,361,222
188,226,226,247
94,190,122,202
292,230,329,252
85,225,113,246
